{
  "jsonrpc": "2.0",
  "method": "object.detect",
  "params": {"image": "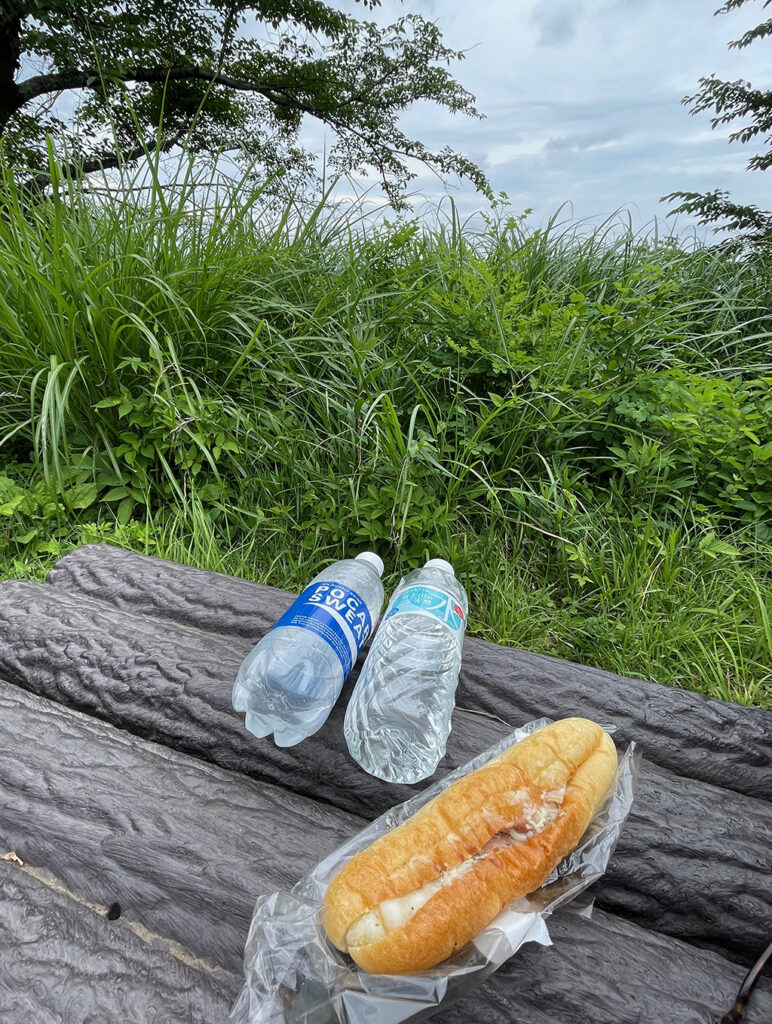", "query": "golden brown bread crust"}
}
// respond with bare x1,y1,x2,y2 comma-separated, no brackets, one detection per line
323,718,617,974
